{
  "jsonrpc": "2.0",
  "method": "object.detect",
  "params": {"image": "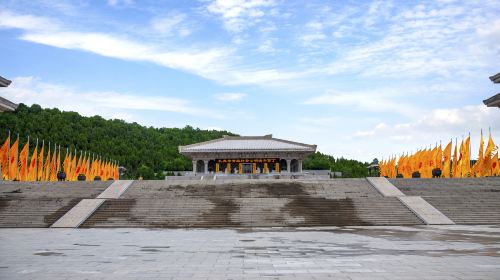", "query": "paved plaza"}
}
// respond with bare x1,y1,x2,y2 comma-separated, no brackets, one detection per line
1,226,500,279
